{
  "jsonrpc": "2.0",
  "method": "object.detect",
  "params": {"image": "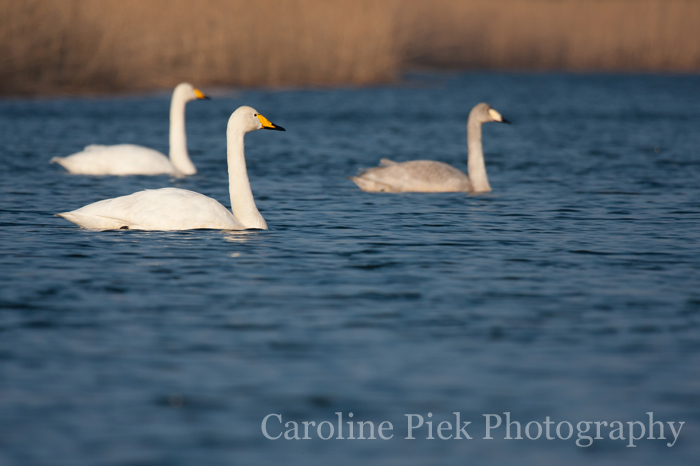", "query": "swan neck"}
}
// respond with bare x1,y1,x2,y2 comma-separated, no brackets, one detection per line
169,92,196,175
227,130,267,229
467,117,491,193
